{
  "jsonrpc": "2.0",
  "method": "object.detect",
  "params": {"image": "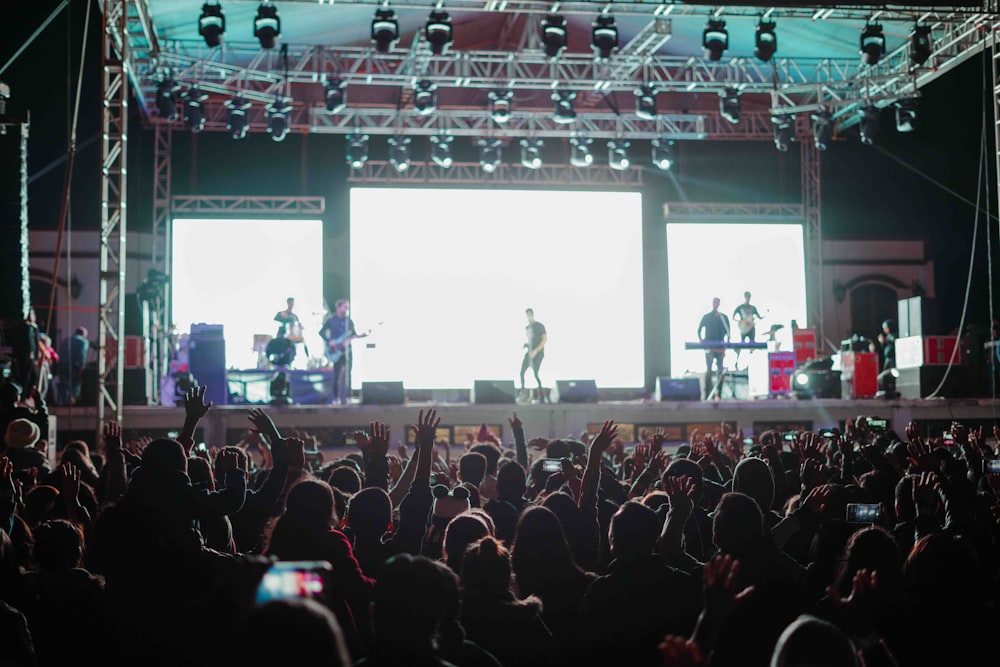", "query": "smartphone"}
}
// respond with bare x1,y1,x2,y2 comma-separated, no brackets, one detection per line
867,418,888,432
986,459,1000,473
743,438,754,446
542,458,563,473
255,561,331,605
846,503,882,524
783,432,796,442
819,429,836,438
